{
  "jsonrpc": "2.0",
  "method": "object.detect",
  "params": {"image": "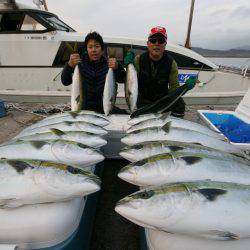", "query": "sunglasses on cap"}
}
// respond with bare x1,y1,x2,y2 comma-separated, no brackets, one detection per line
148,37,166,44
